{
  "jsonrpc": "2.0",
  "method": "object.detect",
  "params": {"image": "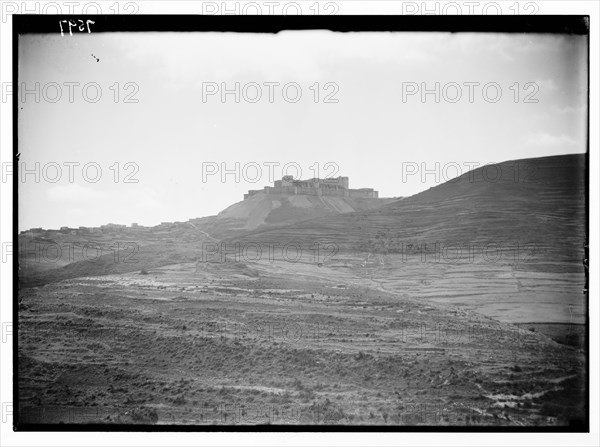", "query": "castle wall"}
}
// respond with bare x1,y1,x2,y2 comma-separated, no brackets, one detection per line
348,189,378,199
243,176,377,200
244,189,263,200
